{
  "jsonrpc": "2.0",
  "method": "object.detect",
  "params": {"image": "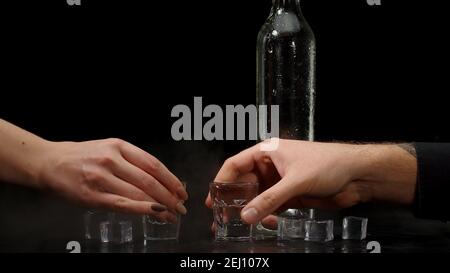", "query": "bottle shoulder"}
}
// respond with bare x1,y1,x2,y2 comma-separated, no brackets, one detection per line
258,12,315,41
